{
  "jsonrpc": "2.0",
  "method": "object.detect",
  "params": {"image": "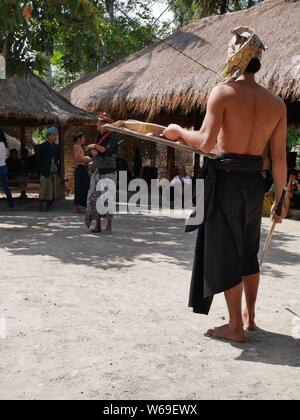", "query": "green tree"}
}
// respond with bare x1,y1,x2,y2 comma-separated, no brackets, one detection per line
0,0,100,77
0,0,165,88
170,0,263,27
52,0,167,88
